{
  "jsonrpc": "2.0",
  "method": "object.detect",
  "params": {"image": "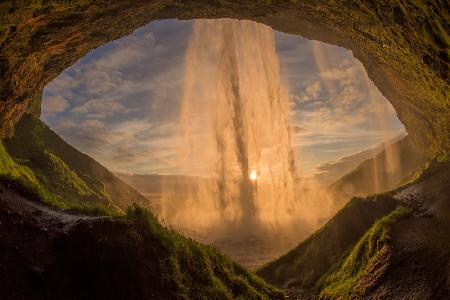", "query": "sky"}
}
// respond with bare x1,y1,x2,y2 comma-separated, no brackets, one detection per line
41,19,405,177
